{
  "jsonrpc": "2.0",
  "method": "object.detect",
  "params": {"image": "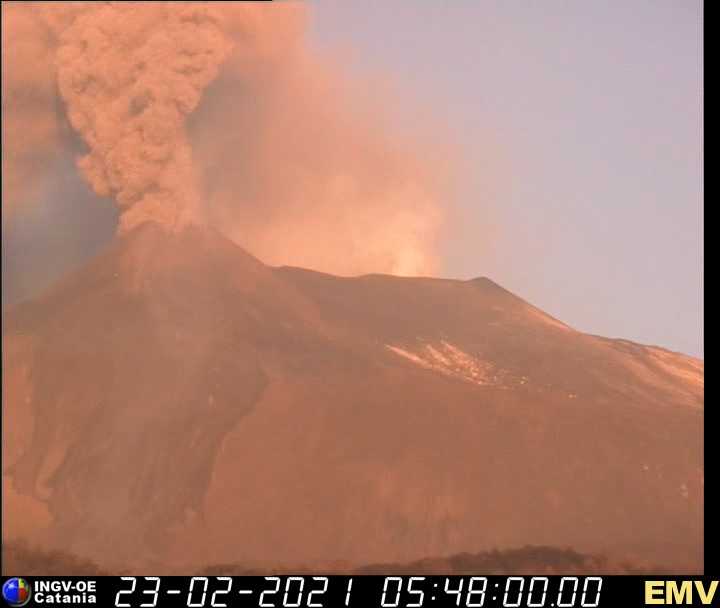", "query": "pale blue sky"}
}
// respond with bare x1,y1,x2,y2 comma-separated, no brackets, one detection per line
309,0,703,357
